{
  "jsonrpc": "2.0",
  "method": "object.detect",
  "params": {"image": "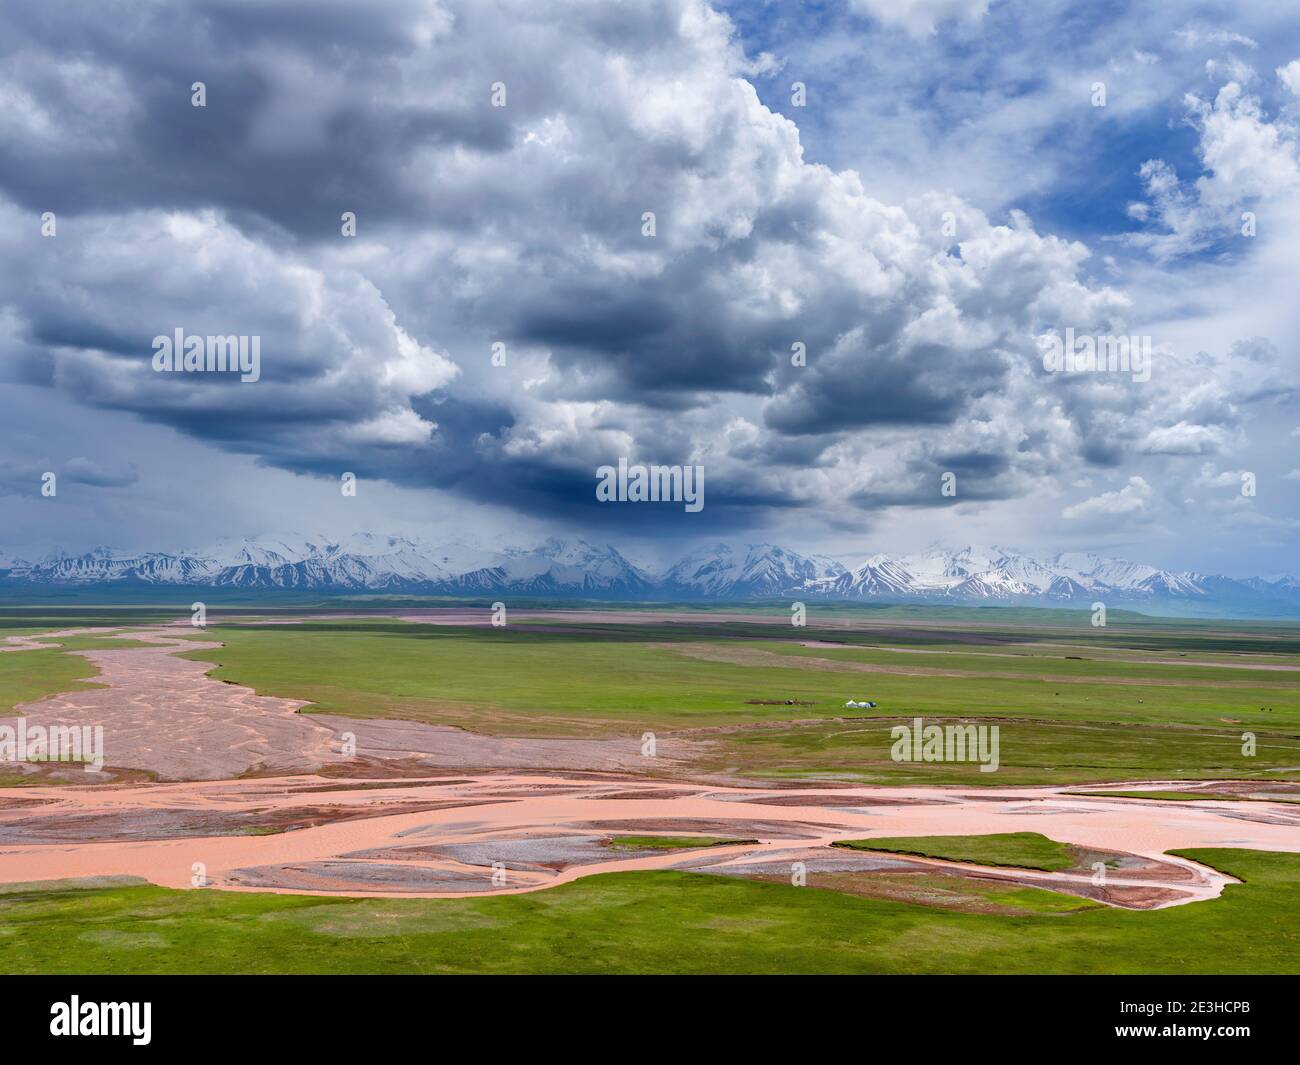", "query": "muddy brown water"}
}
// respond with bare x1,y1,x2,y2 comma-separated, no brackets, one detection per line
1,773,1298,908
